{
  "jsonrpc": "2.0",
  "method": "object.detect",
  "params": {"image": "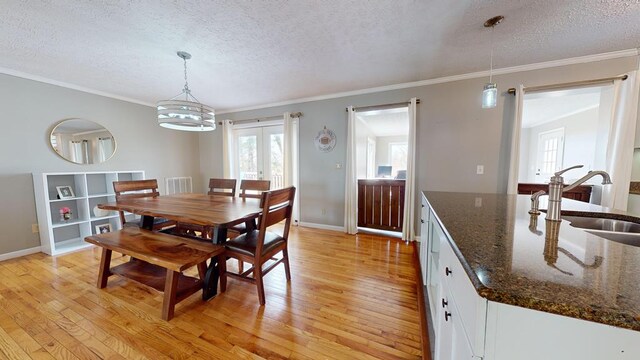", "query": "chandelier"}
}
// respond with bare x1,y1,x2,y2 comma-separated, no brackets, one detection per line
157,51,216,131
